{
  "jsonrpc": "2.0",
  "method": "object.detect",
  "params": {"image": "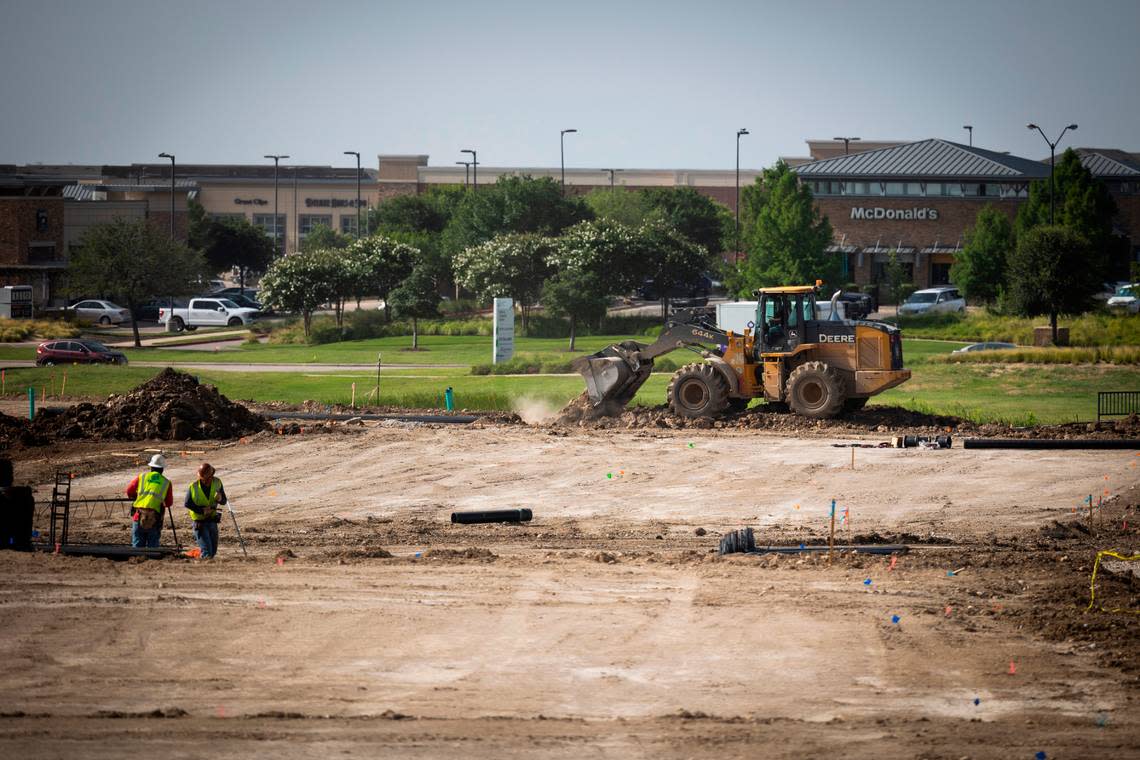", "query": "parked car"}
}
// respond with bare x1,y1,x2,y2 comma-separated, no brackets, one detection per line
952,342,1018,353
215,286,258,300
36,339,128,366
1096,281,1131,301
1106,283,1140,313
836,291,875,320
69,299,131,325
133,297,188,322
160,297,258,332
637,275,713,302
897,287,966,317
222,292,263,311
